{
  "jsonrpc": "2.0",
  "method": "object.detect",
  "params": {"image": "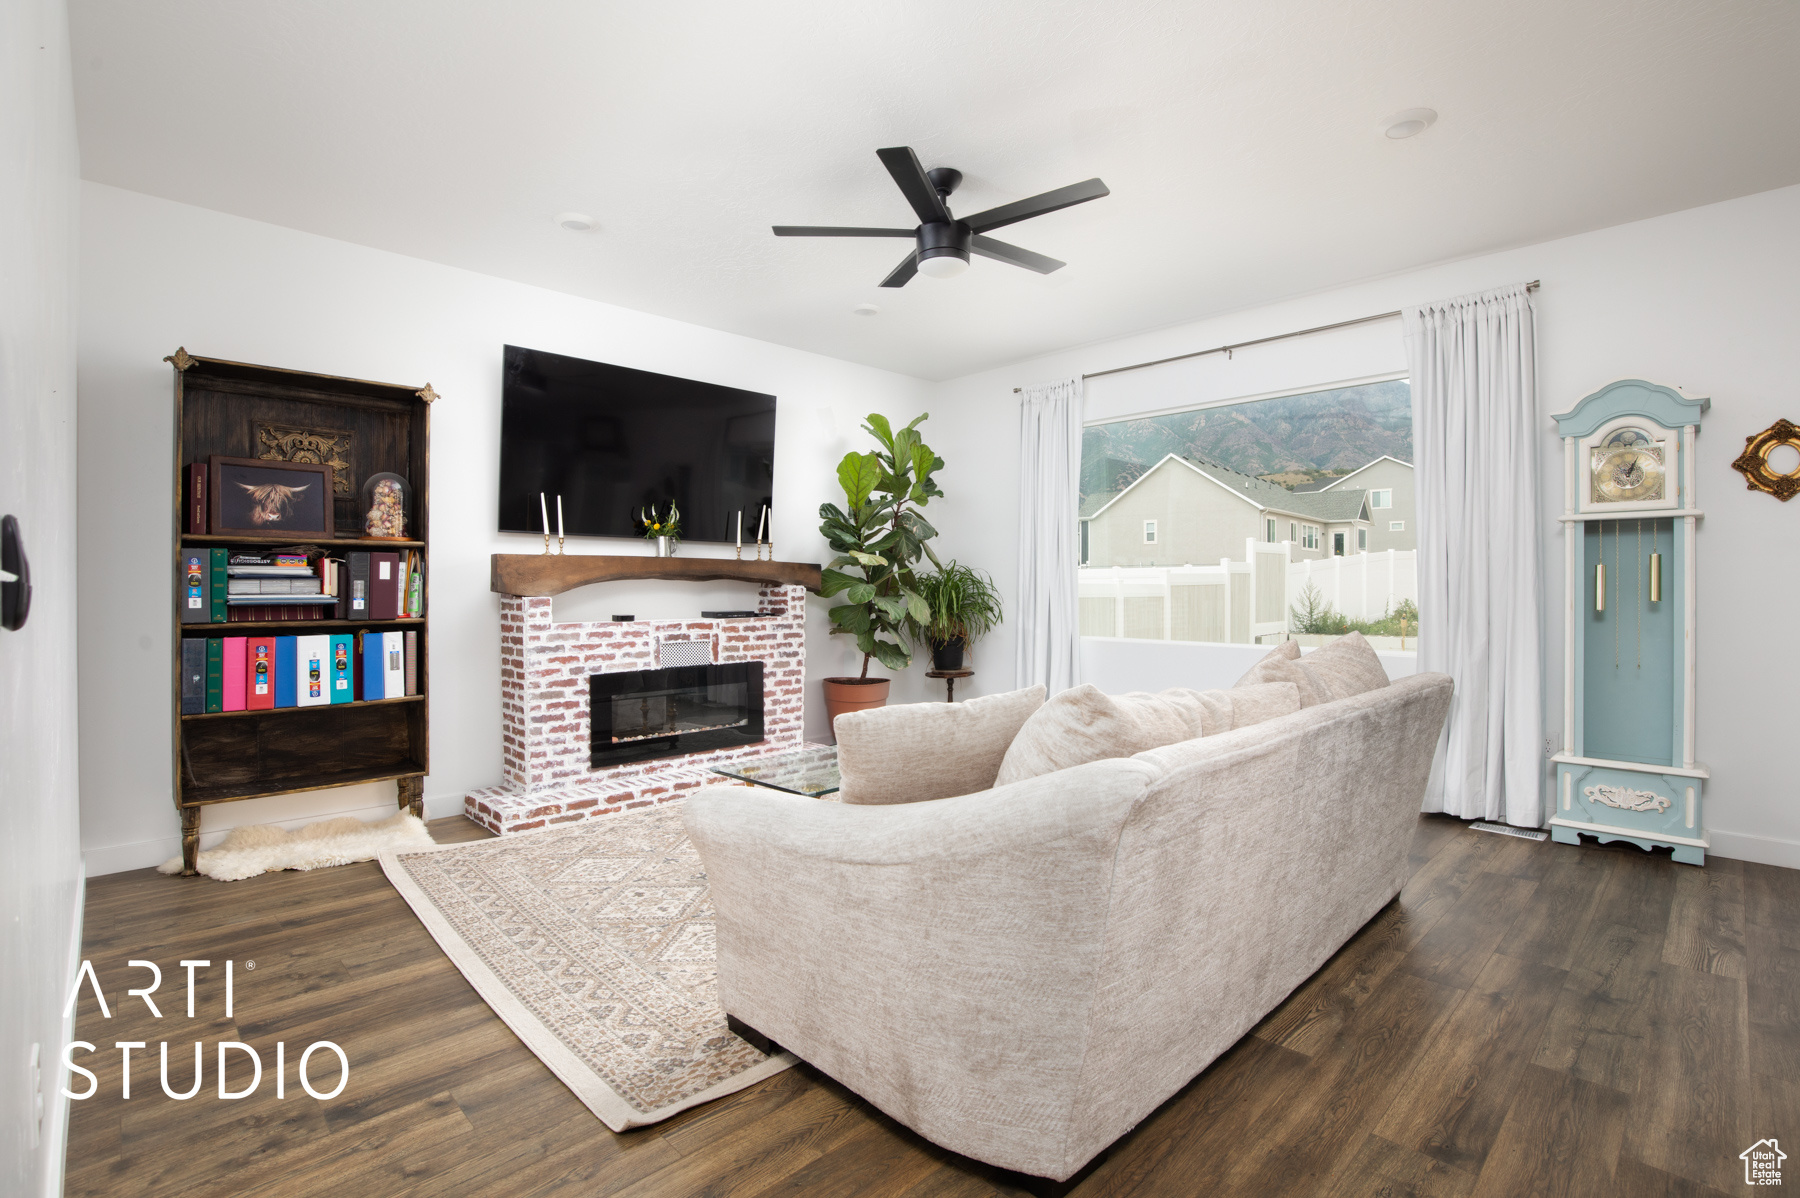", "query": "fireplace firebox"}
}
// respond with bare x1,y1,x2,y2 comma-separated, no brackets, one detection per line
589,662,764,767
